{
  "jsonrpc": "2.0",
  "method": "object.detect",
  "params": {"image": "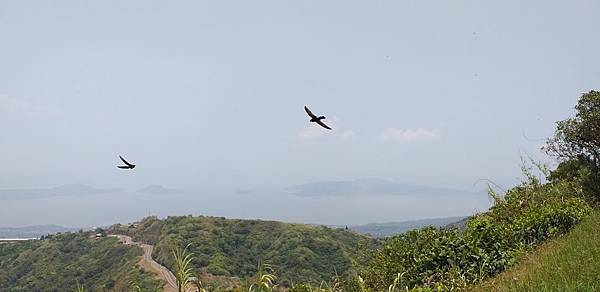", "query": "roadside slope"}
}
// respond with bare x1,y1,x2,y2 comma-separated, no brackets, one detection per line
112,234,177,292
472,211,600,292
0,232,162,291
110,215,375,286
